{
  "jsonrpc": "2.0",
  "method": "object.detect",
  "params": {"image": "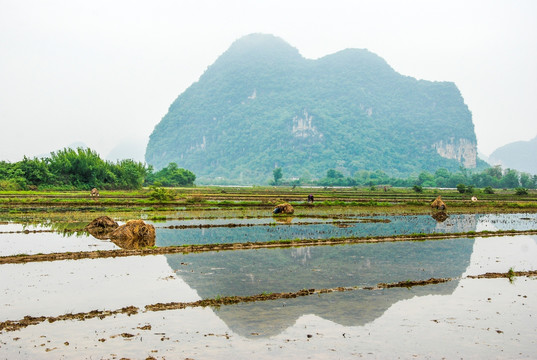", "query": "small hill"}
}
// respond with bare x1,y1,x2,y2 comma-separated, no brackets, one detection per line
146,33,478,183
489,136,537,174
